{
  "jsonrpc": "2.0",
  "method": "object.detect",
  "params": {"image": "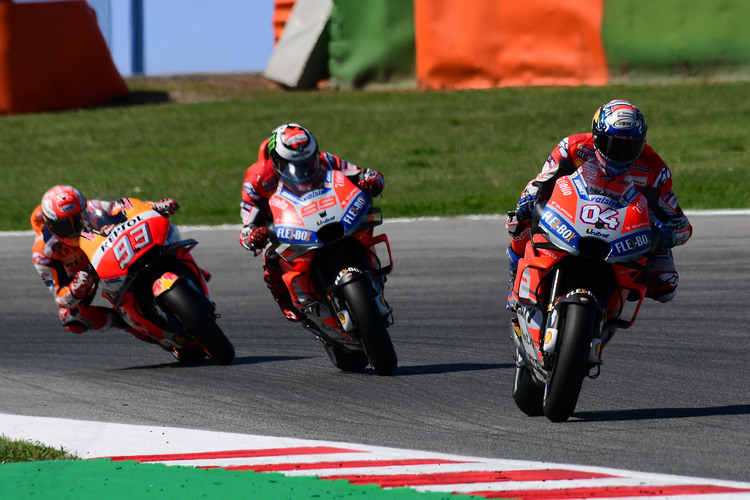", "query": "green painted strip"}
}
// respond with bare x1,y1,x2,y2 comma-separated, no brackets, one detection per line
602,0,750,67
0,459,480,500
